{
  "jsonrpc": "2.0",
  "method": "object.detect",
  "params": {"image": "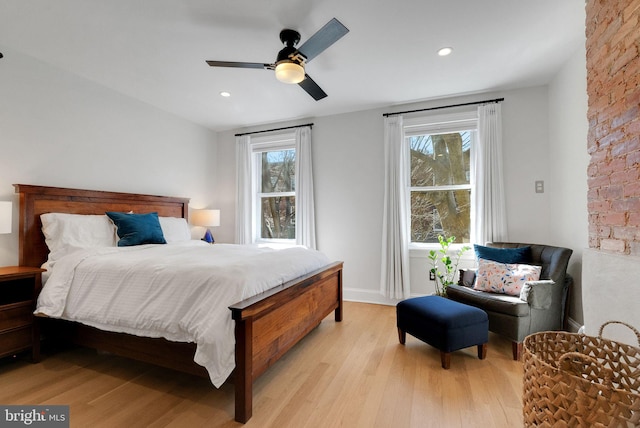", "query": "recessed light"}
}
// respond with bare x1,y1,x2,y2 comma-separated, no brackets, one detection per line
437,47,453,56
220,91,231,97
